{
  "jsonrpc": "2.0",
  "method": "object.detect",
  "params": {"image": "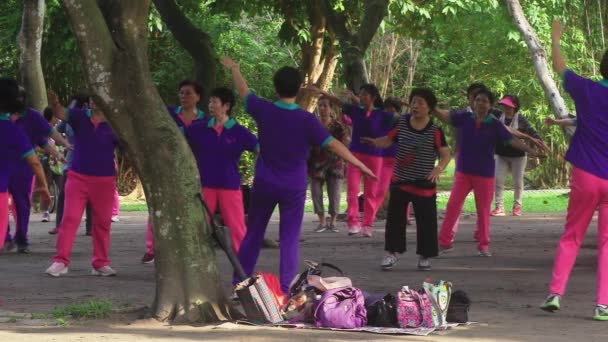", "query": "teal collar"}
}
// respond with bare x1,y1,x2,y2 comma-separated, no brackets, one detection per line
599,79,608,88
273,100,300,110
207,117,236,129
358,105,380,111
0,113,10,121
470,112,494,124
176,106,205,119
